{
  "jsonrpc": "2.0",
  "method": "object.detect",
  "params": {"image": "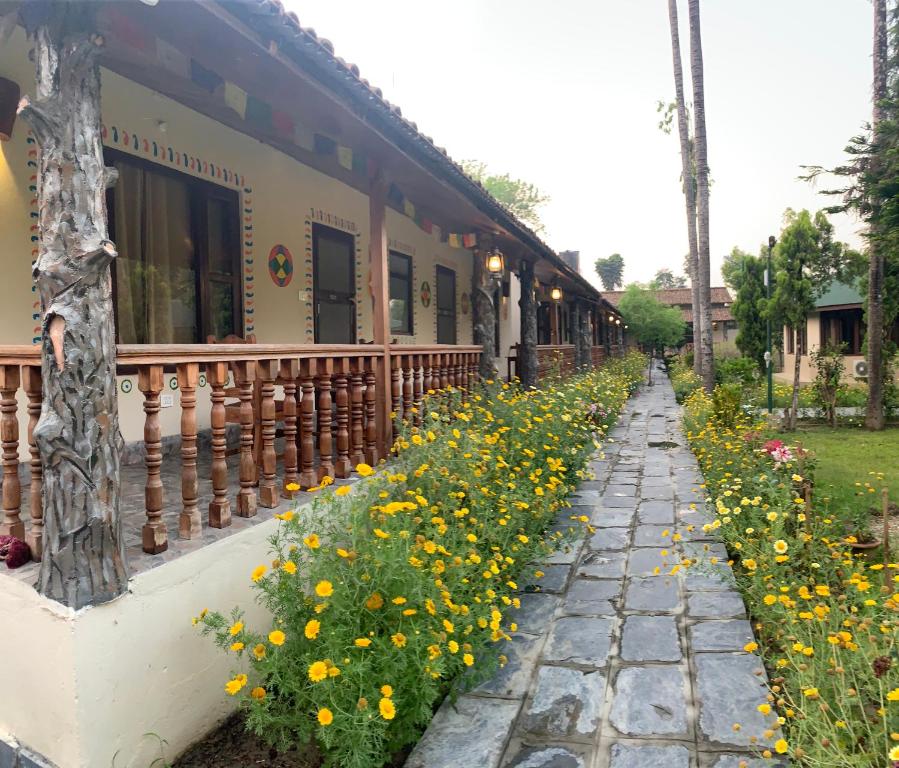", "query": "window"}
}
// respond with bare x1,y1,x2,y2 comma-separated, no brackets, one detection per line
786,325,795,354
537,302,552,345
389,251,413,335
820,308,863,355
107,150,241,344
313,224,356,344
436,265,456,344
